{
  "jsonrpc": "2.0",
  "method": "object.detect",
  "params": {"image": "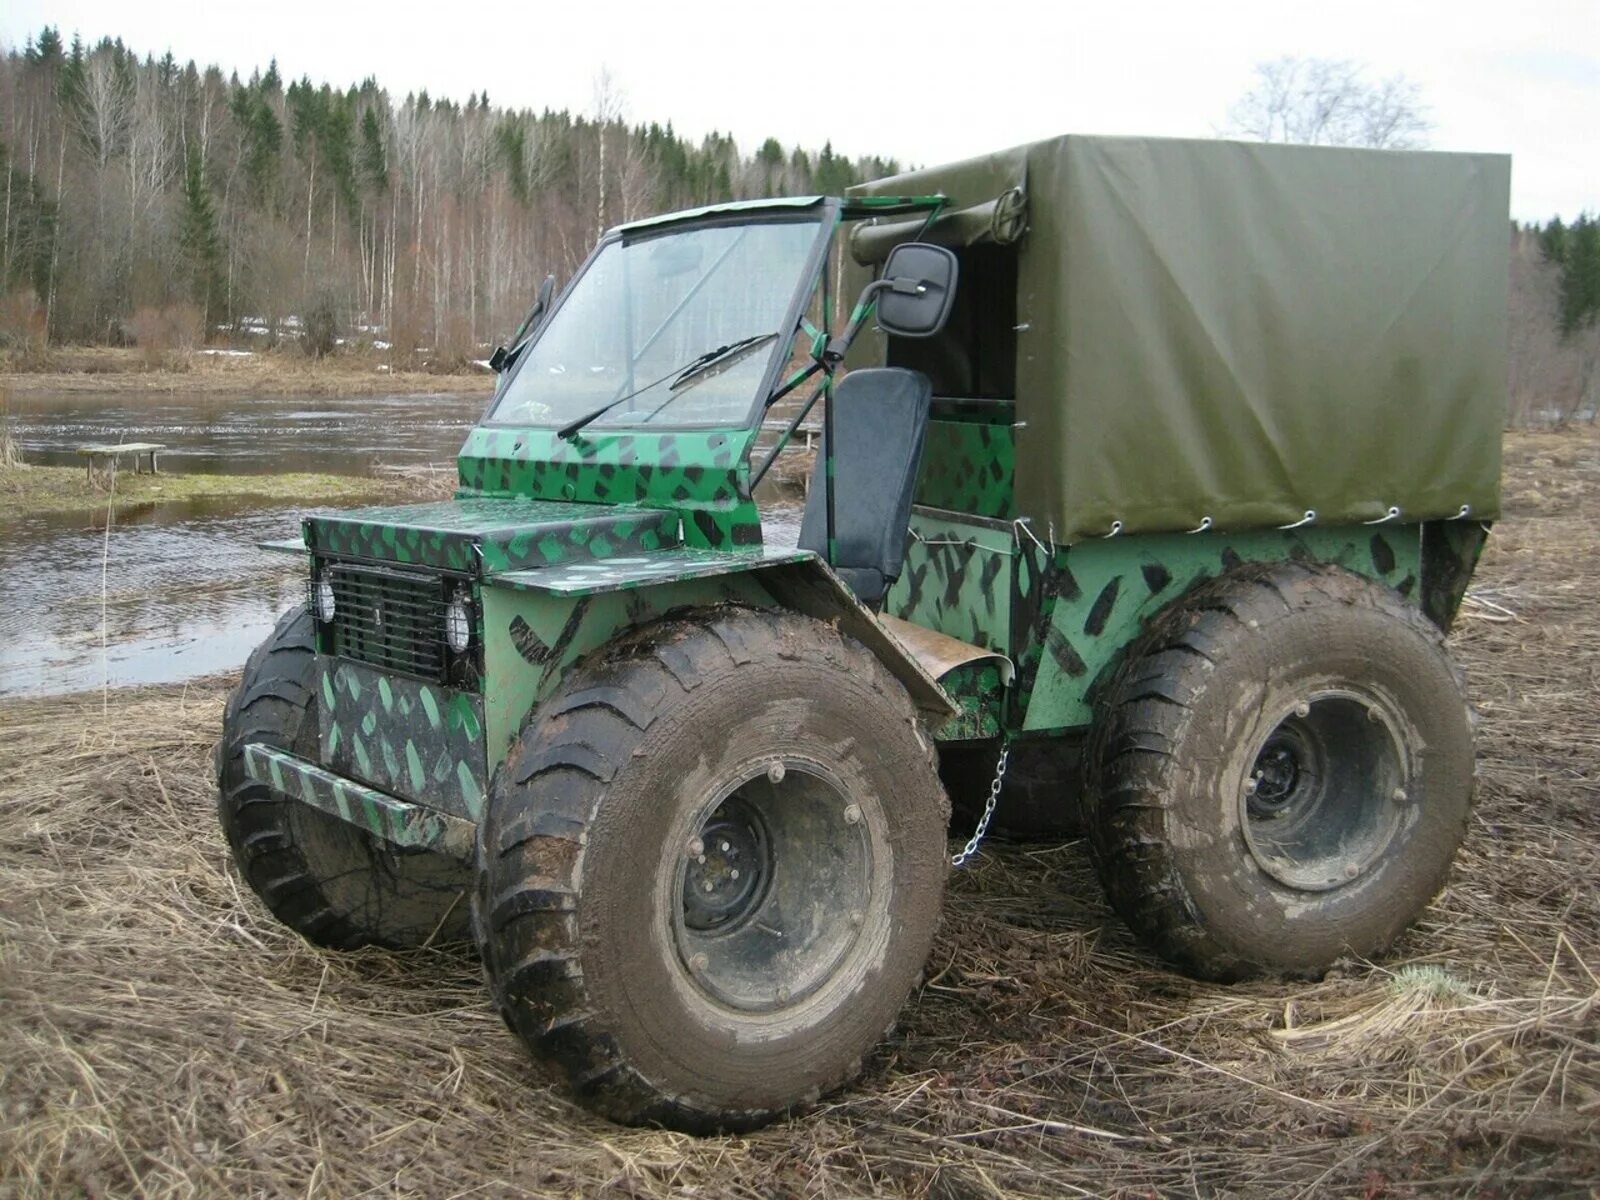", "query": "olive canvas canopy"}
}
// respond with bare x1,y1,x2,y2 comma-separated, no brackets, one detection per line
847,135,1511,542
